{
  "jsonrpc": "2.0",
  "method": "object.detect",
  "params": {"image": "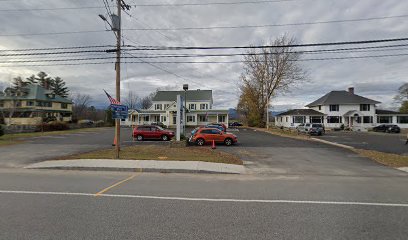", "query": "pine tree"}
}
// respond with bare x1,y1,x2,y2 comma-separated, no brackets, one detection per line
26,75,37,84
11,76,29,91
35,72,53,90
51,77,69,98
